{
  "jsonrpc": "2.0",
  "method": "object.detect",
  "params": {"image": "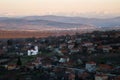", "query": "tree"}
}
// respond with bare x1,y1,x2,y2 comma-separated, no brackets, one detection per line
7,39,13,46
16,56,22,67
